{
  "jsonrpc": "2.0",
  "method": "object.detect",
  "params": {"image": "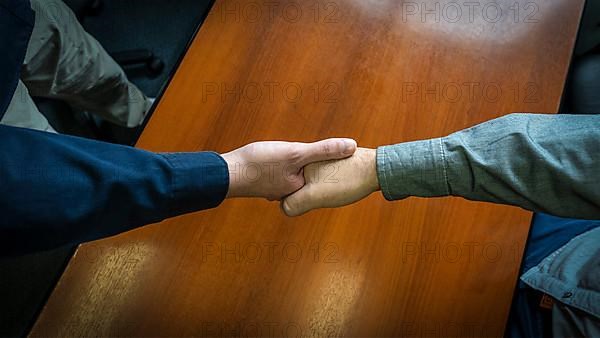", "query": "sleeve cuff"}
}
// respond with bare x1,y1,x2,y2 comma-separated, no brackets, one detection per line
376,138,450,201
160,152,229,217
